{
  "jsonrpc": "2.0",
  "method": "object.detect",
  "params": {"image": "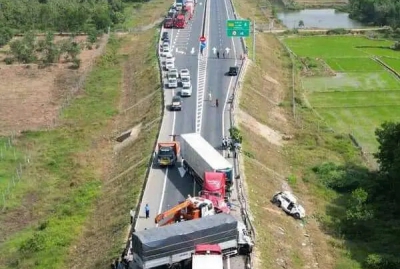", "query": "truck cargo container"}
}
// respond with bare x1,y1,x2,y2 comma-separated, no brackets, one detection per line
131,213,253,269
180,133,234,194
